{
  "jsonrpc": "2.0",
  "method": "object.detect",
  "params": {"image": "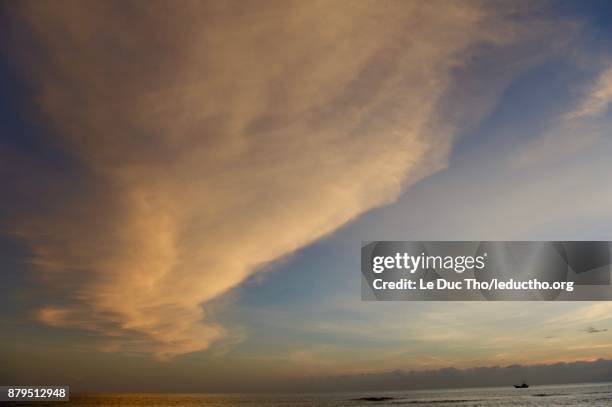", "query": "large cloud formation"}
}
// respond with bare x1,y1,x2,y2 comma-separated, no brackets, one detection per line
2,1,541,357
